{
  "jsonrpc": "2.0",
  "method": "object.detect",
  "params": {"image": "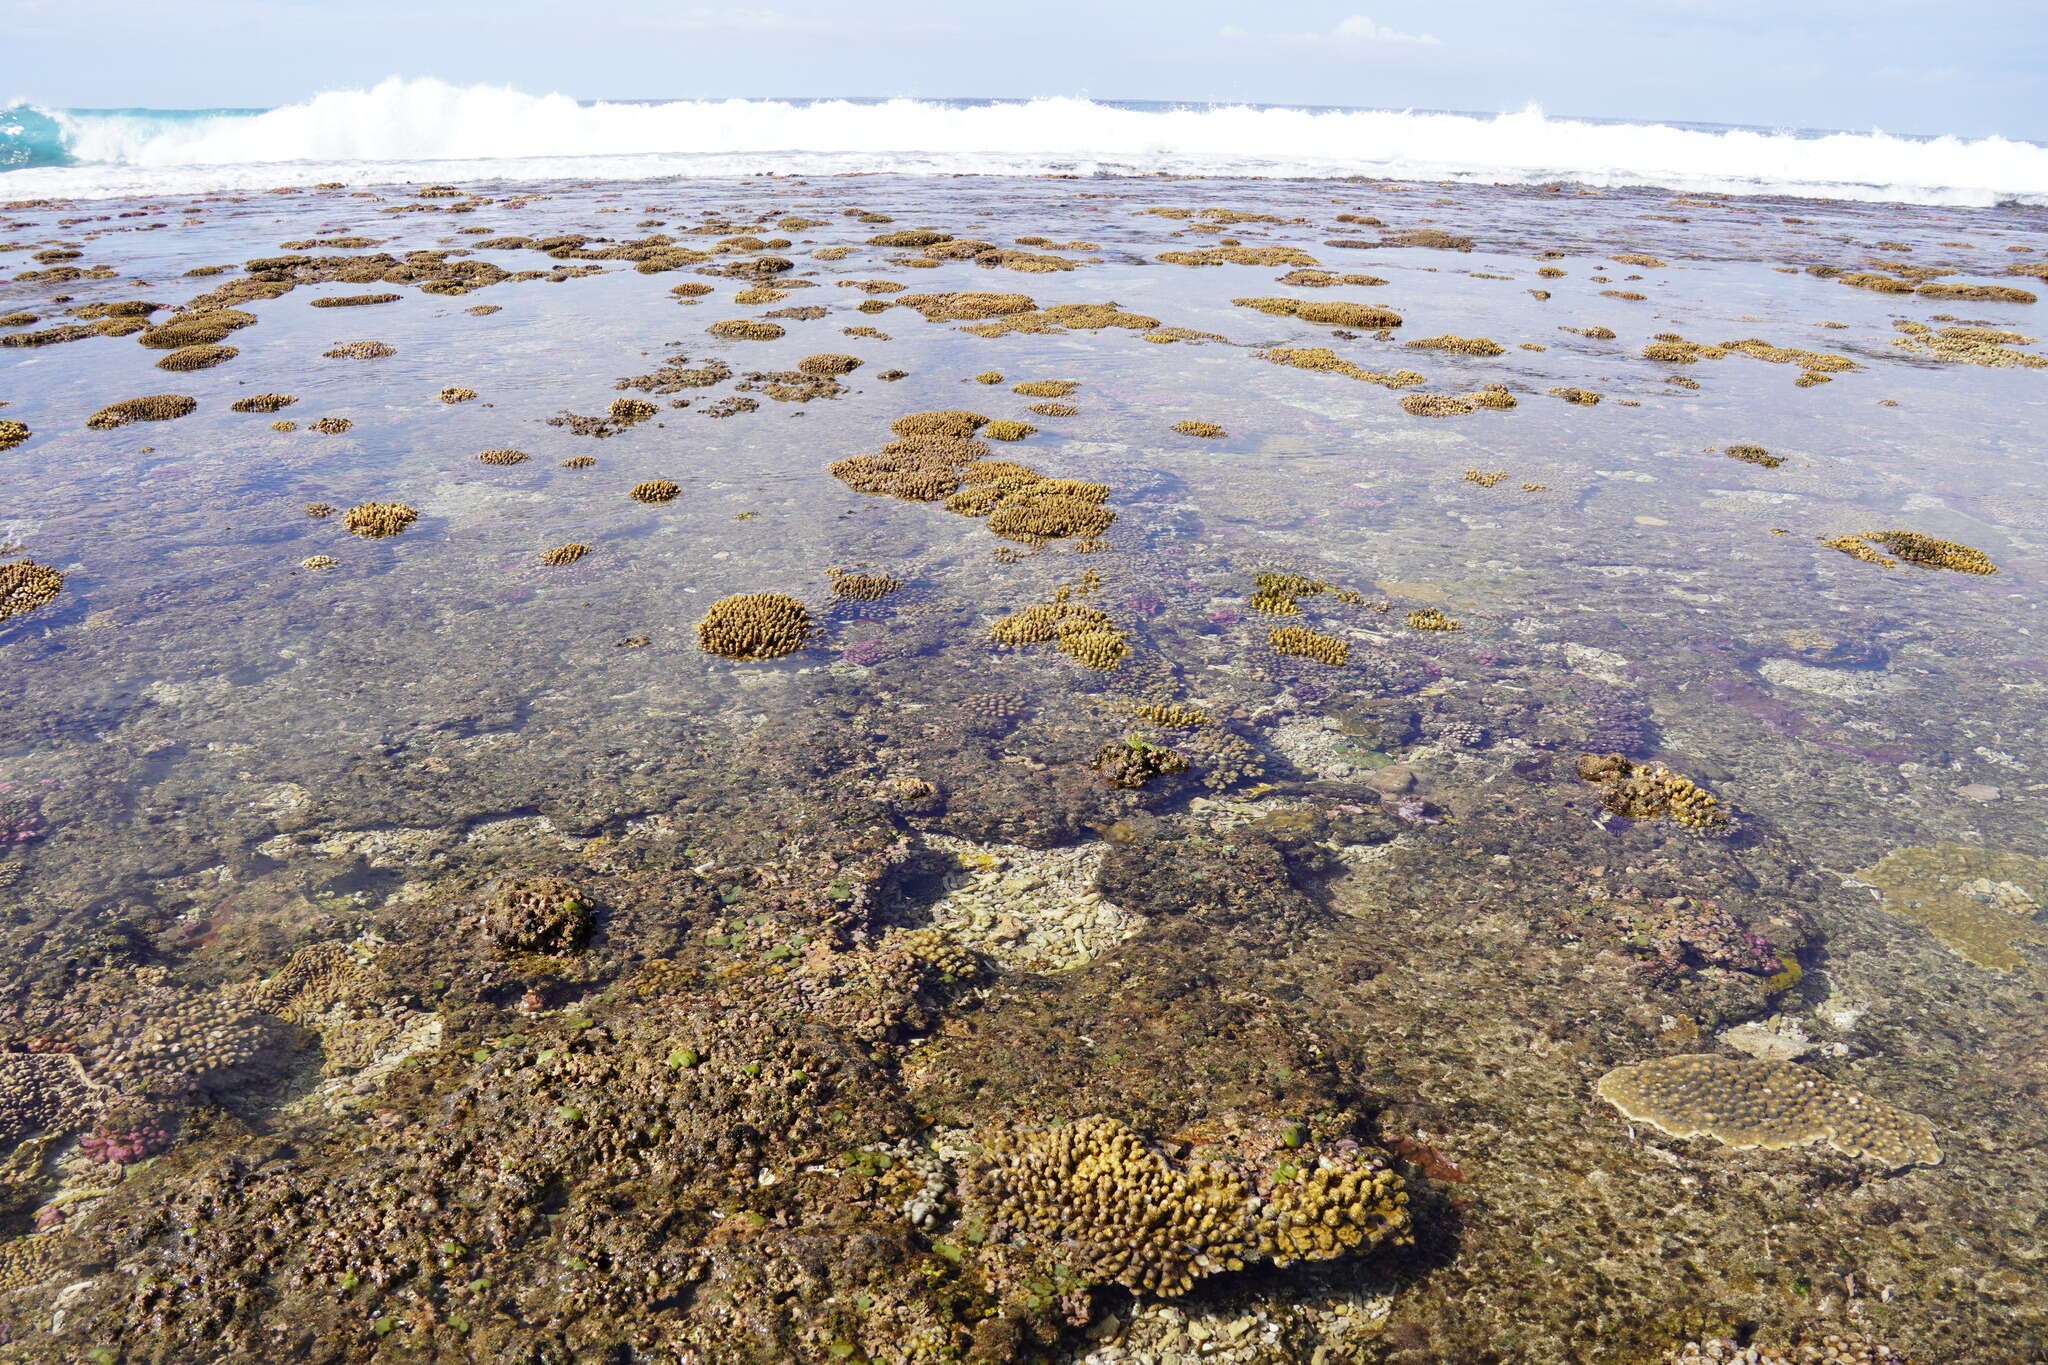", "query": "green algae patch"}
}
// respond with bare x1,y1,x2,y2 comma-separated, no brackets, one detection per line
1854,844,2048,971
